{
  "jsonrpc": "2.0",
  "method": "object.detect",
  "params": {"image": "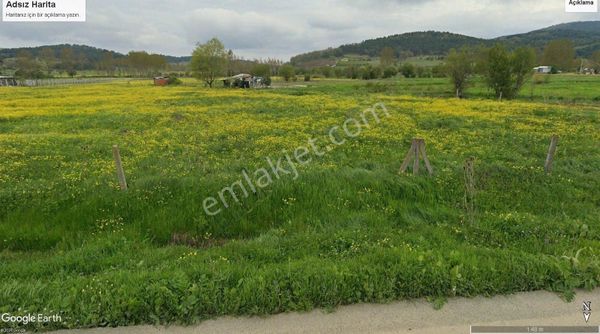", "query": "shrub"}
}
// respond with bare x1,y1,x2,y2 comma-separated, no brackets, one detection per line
279,65,296,82
382,67,397,79
167,76,183,85
400,63,416,78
